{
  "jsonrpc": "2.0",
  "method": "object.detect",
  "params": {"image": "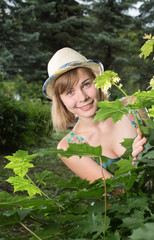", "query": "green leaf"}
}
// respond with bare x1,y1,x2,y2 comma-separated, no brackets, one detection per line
139,38,154,59
122,209,145,229
94,70,121,91
121,138,134,159
149,77,154,90
131,90,154,109
130,222,154,240
60,143,102,158
56,176,90,189
34,170,59,186
143,150,154,159
5,150,35,177
30,223,60,240
114,157,134,176
94,99,128,123
149,106,154,117
71,212,110,239
6,176,41,196
0,191,55,209
0,210,20,226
